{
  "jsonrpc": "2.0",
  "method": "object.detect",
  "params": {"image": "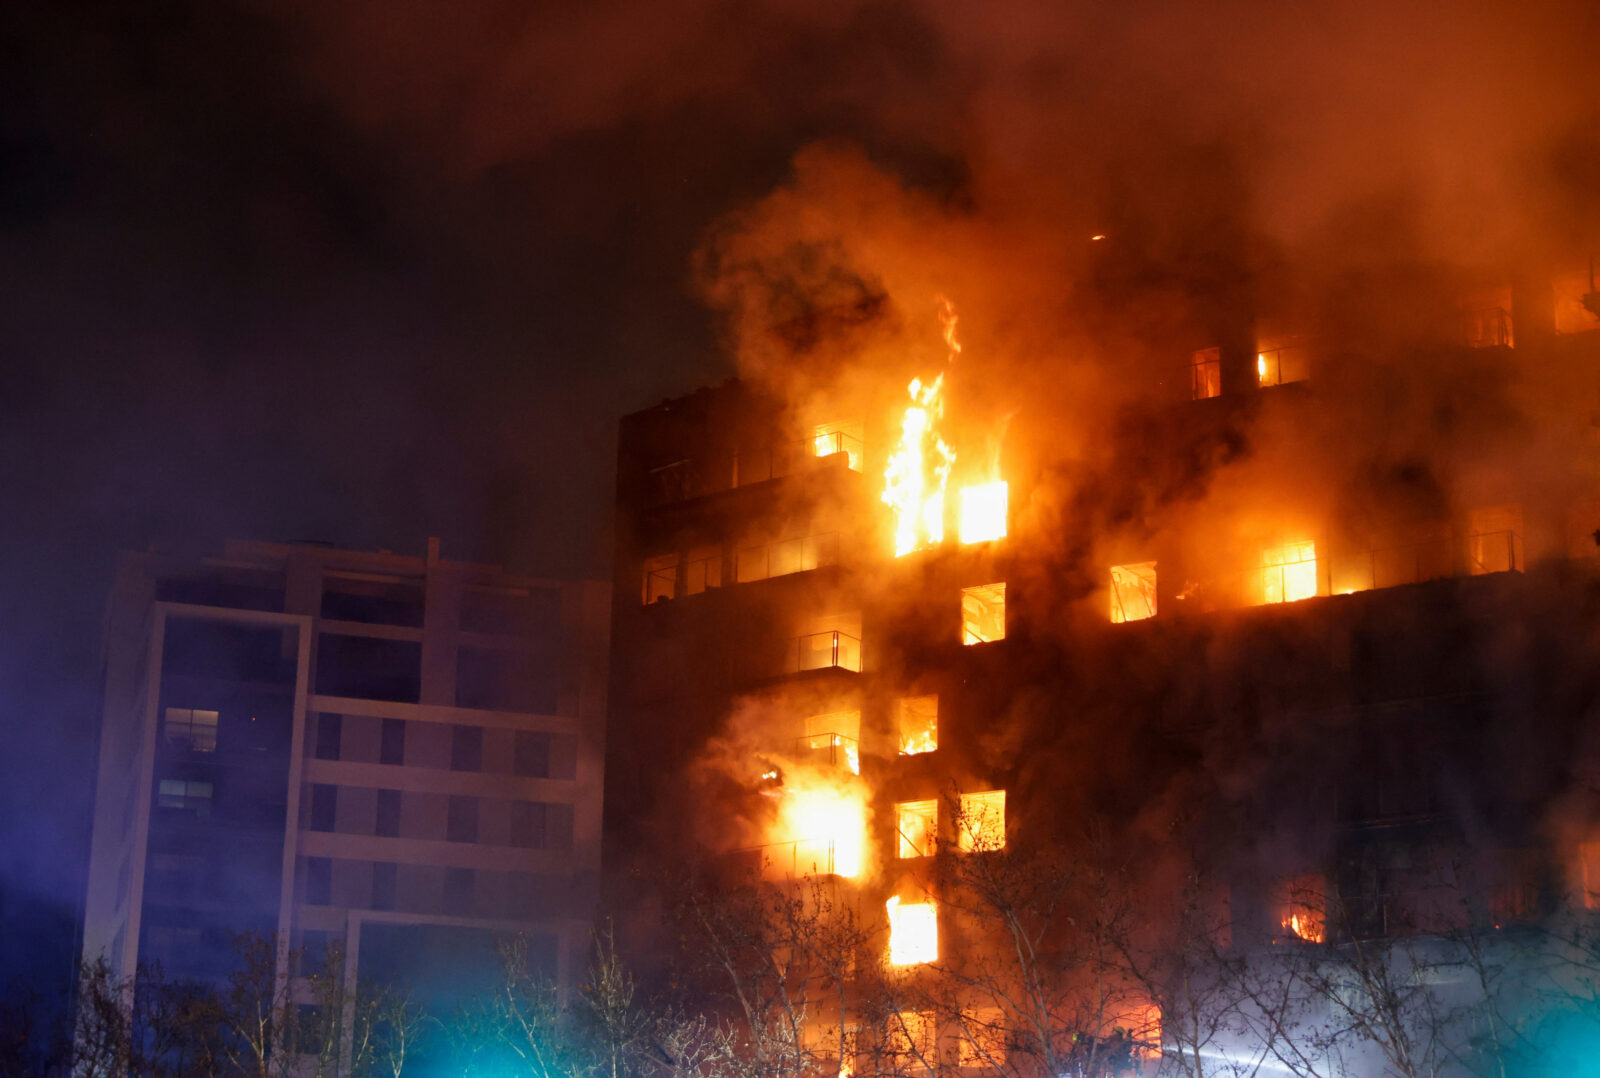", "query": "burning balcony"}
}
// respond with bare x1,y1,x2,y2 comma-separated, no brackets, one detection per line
1468,505,1522,574
896,799,937,859
800,710,861,773
960,583,1007,645
897,694,938,755
1256,337,1310,387
886,896,938,965
1461,285,1514,347
1110,562,1157,623
956,790,1006,852
811,422,864,472
795,630,863,673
